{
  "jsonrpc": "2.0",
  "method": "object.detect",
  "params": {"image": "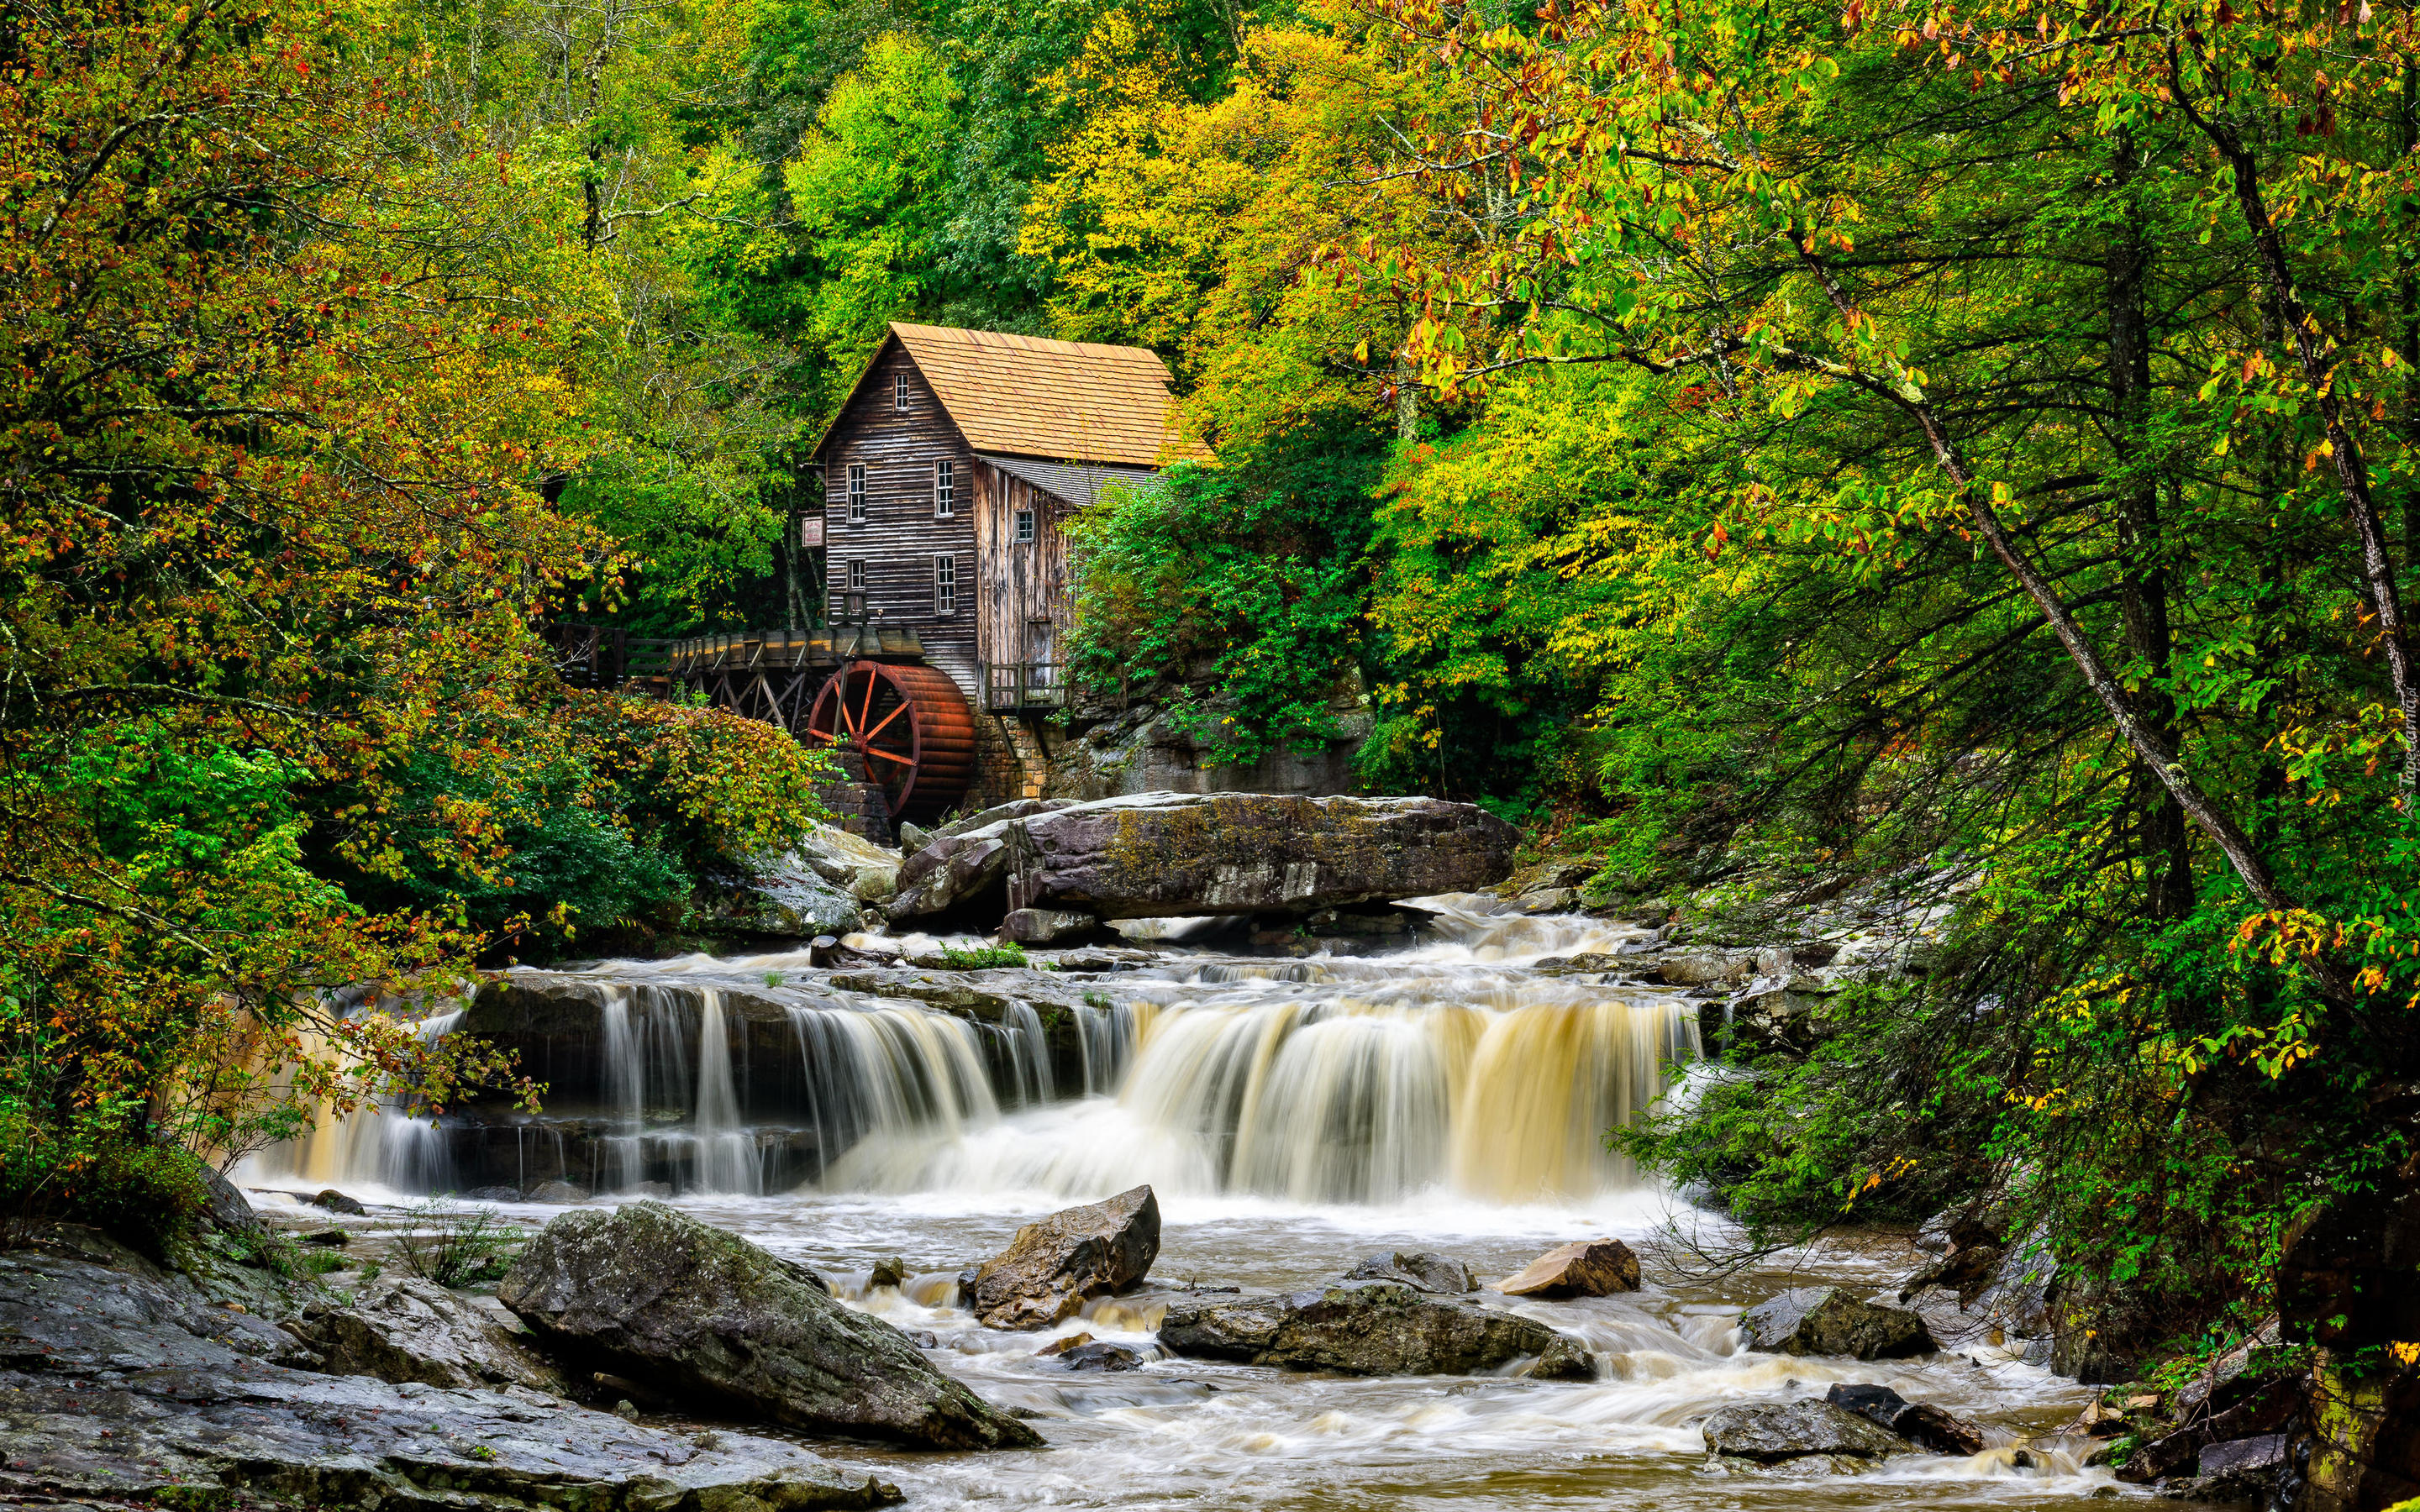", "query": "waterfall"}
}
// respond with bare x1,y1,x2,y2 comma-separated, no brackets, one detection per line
247,903,1695,1208
692,990,759,1194
246,1007,464,1194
